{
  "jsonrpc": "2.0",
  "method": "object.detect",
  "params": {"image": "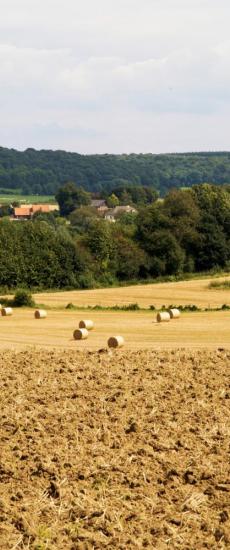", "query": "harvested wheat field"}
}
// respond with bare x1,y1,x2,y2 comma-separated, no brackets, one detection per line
0,348,230,549
0,310,229,350
34,275,230,309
